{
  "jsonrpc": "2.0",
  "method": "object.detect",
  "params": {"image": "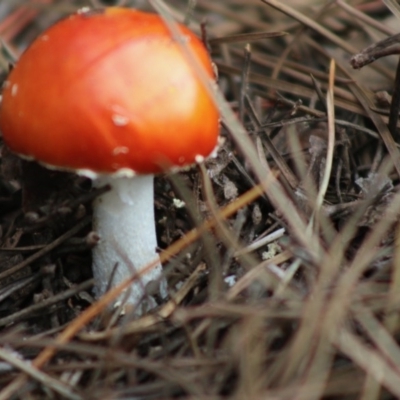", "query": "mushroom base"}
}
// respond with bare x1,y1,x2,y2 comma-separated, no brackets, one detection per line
92,174,167,315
